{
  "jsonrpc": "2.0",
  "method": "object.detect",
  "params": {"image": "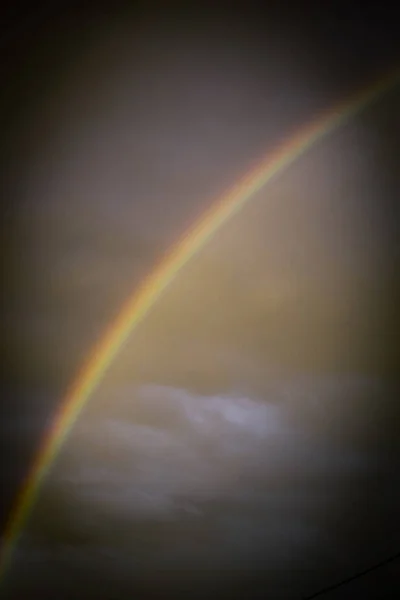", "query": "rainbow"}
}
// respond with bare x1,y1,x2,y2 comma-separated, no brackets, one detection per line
1,68,398,583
